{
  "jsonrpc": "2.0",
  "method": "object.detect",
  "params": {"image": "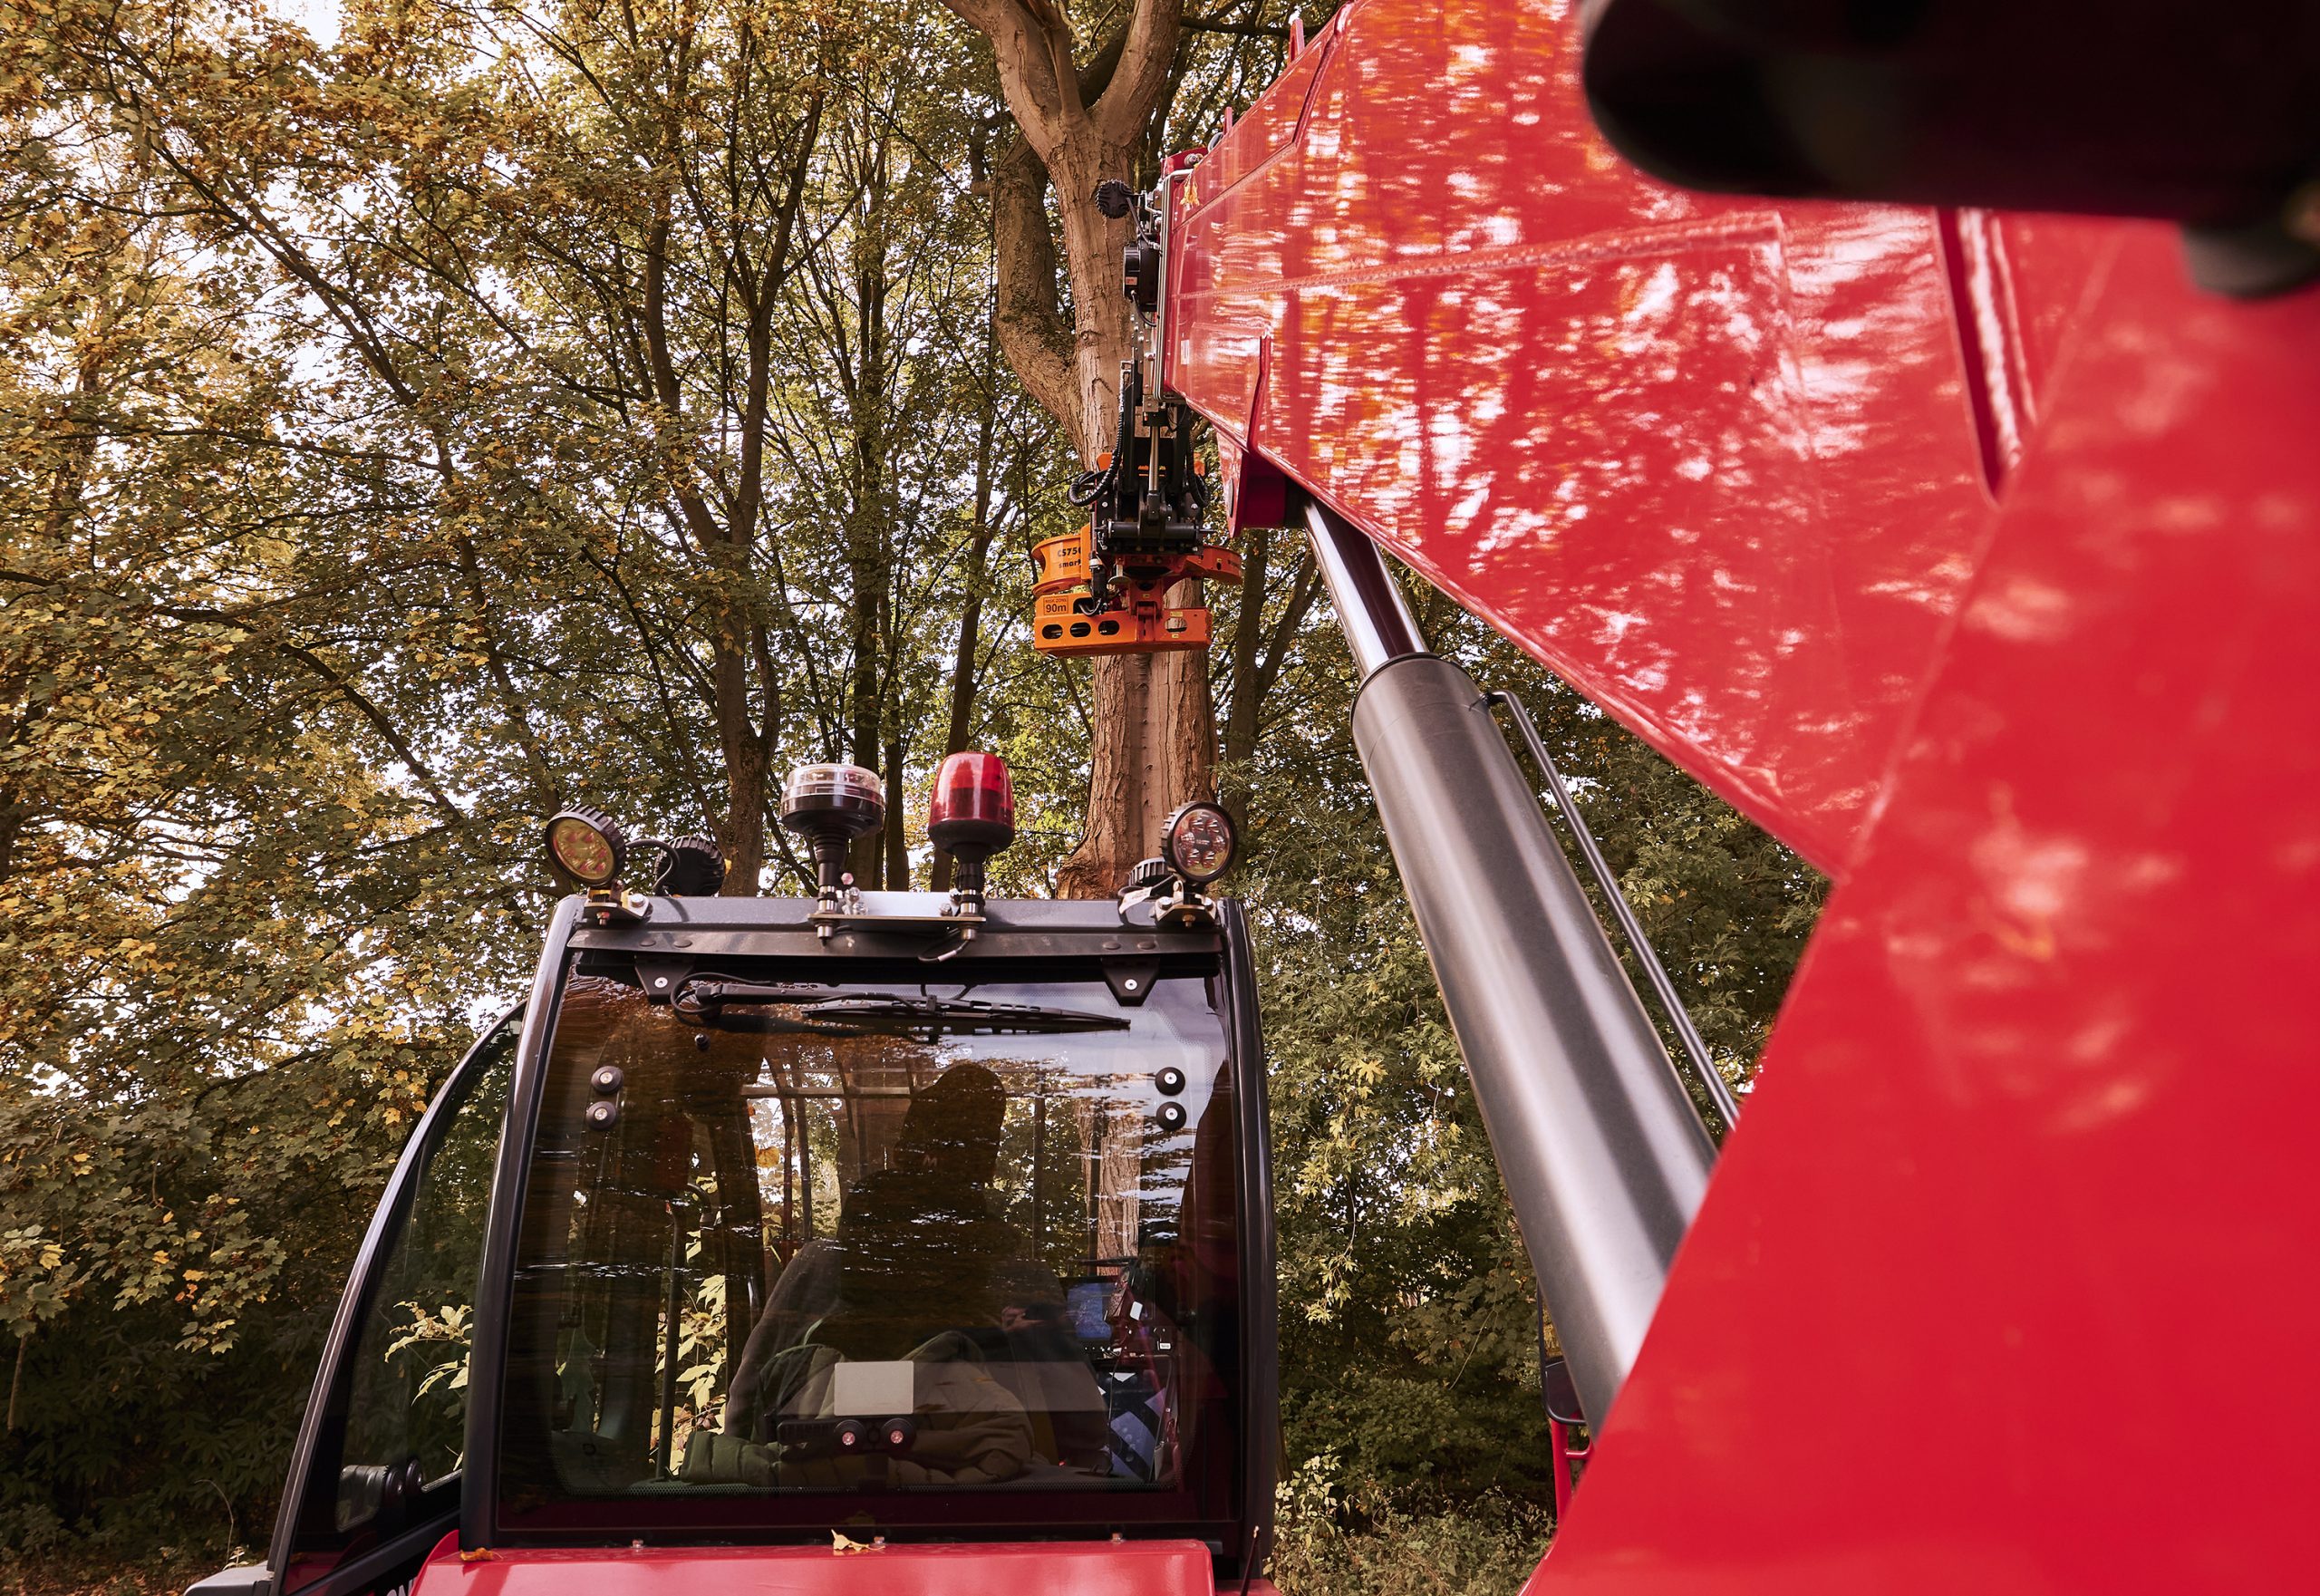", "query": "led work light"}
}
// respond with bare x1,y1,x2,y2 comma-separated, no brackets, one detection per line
545,807,627,890
1160,800,1237,885
543,805,652,926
